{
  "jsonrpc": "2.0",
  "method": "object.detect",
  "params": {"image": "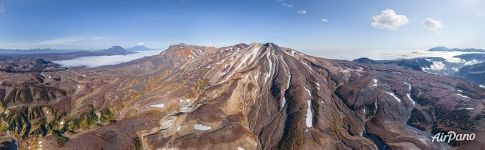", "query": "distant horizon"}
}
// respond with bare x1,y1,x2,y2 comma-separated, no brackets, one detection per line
0,44,157,50
1,0,484,54
4,41,483,61
1,42,483,52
